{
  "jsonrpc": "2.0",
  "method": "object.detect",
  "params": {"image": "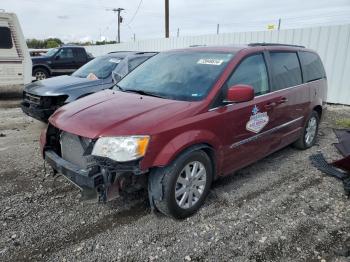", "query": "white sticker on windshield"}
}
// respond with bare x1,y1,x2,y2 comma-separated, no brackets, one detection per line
197,58,224,65
109,58,121,63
